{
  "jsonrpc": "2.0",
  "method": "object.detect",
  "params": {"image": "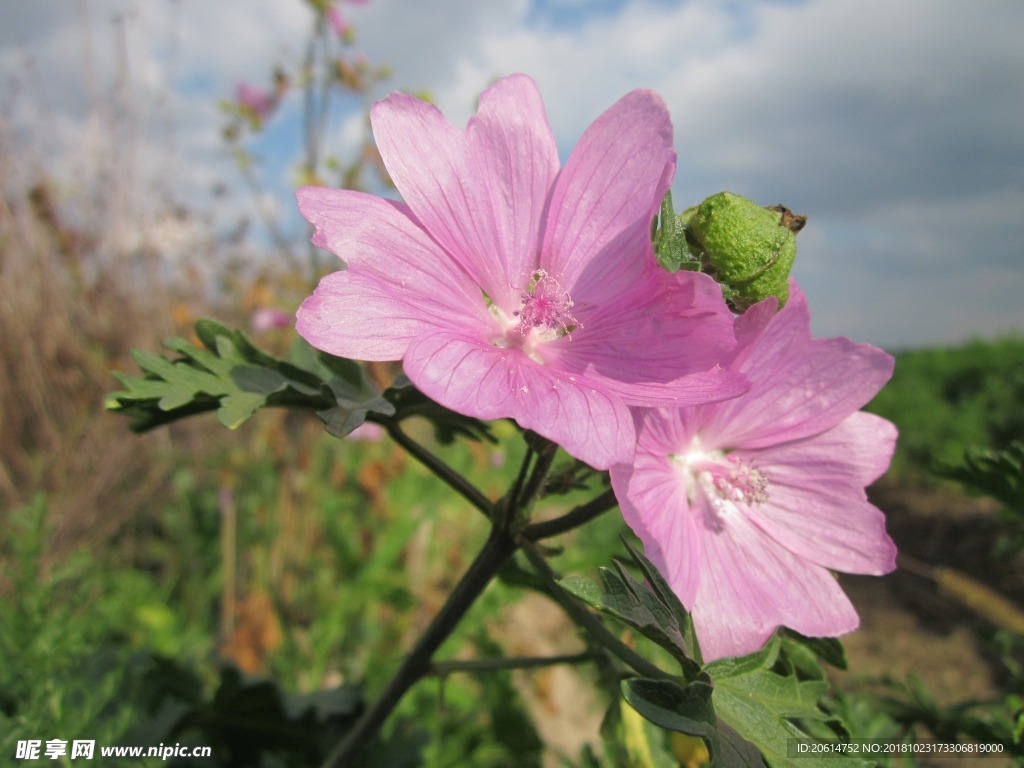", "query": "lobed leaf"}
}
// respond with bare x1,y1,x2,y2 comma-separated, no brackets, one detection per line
706,637,869,768
107,319,495,443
